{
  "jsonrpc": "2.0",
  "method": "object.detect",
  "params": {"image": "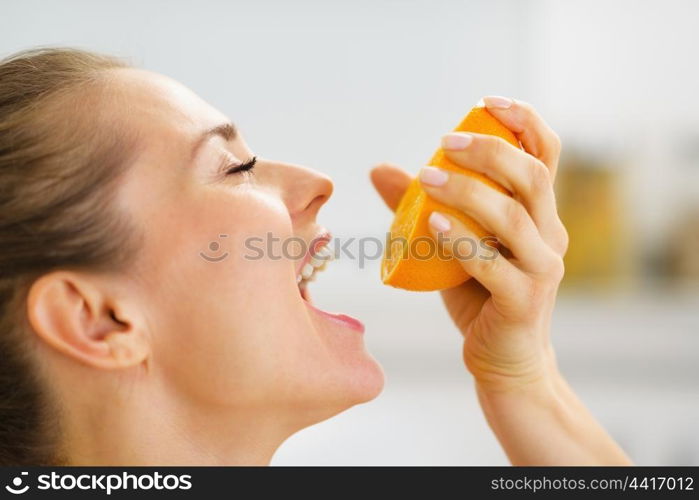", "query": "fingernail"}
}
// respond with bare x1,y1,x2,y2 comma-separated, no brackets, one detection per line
483,95,513,109
428,211,451,233
442,133,473,150
419,166,448,186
